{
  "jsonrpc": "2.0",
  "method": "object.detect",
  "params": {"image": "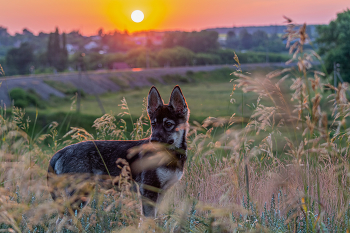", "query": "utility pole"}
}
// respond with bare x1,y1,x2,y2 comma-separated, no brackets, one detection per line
77,53,84,113
83,71,106,115
334,63,350,97
333,62,337,90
